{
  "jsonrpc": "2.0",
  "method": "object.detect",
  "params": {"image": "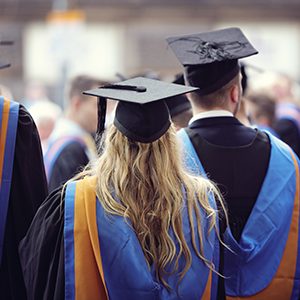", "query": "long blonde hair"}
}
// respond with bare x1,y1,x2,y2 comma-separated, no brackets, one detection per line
75,124,225,287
